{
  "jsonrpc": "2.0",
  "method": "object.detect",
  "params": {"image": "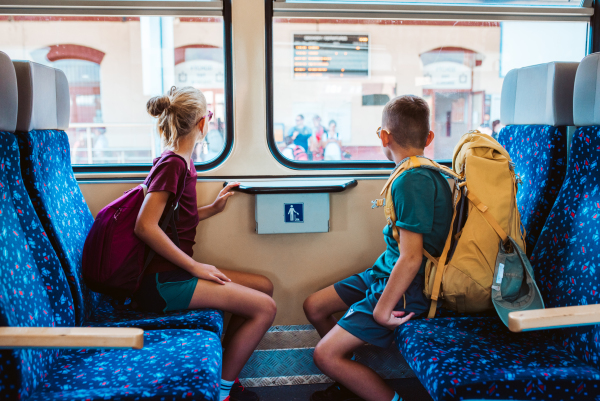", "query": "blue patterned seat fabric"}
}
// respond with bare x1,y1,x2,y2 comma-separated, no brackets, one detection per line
17,129,223,335
499,125,568,256
396,317,600,401
88,295,224,337
530,125,600,370
16,129,98,325
0,132,75,327
30,329,222,401
0,131,65,400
